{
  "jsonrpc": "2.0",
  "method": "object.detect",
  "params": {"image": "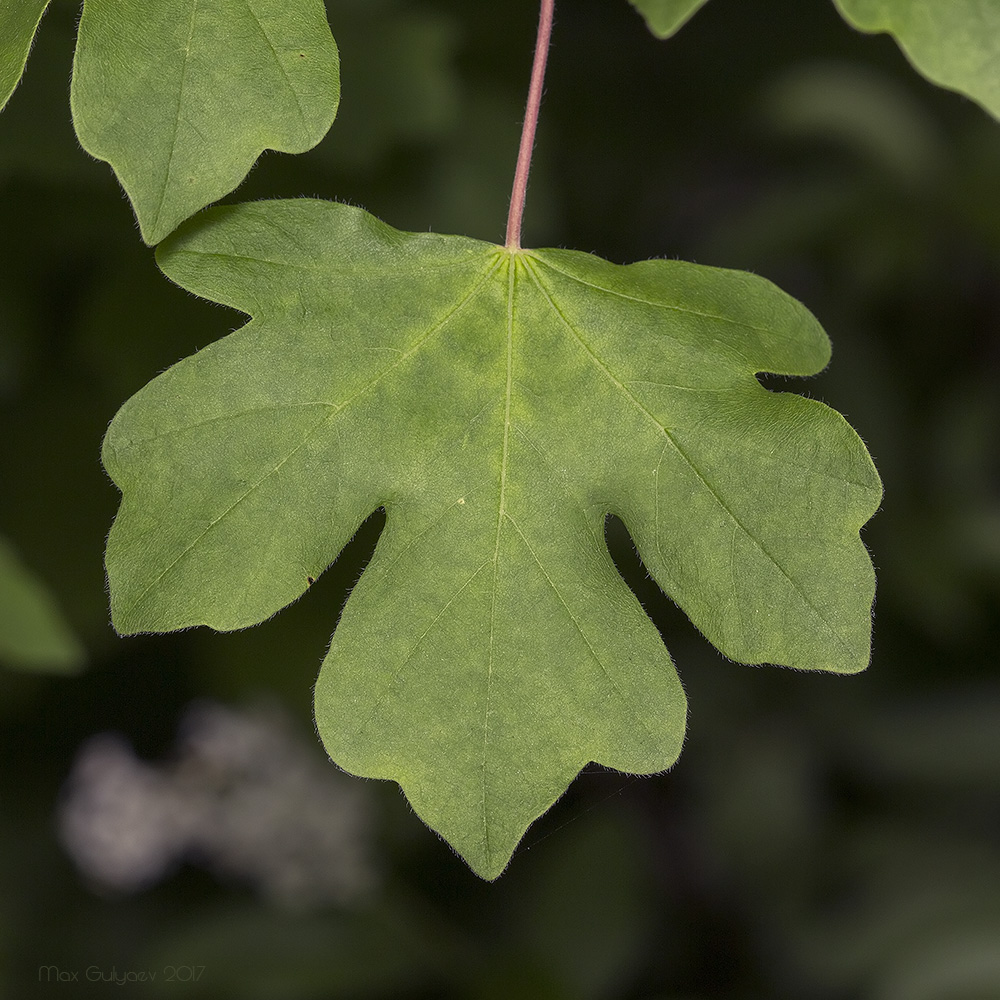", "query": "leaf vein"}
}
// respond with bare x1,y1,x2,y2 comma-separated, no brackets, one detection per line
504,513,662,753
153,0,199,235
351,558,492,742
524,258,854,660
123,262,500,618
243,0,308,132
529,254,775,336
123,405,334,619
115,402,338,449
481,258,517,862
168,247,495,287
